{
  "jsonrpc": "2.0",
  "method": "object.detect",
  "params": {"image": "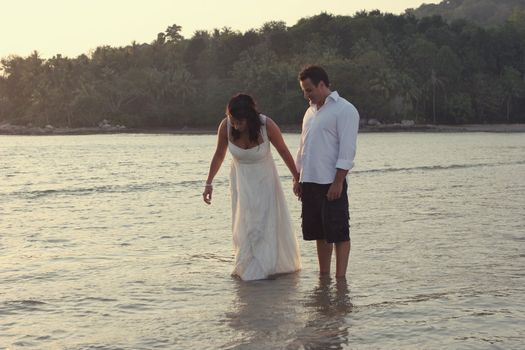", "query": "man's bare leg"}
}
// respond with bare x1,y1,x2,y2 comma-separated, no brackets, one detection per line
335,241,351,278
316,240,333,275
